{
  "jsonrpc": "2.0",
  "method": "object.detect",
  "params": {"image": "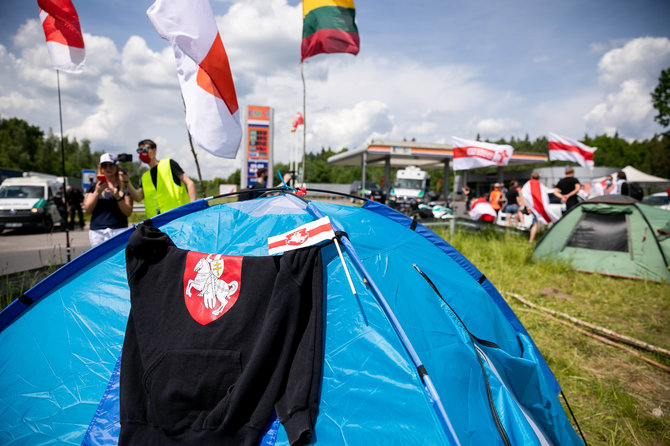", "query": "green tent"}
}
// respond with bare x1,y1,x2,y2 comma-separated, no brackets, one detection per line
533,195,670,283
